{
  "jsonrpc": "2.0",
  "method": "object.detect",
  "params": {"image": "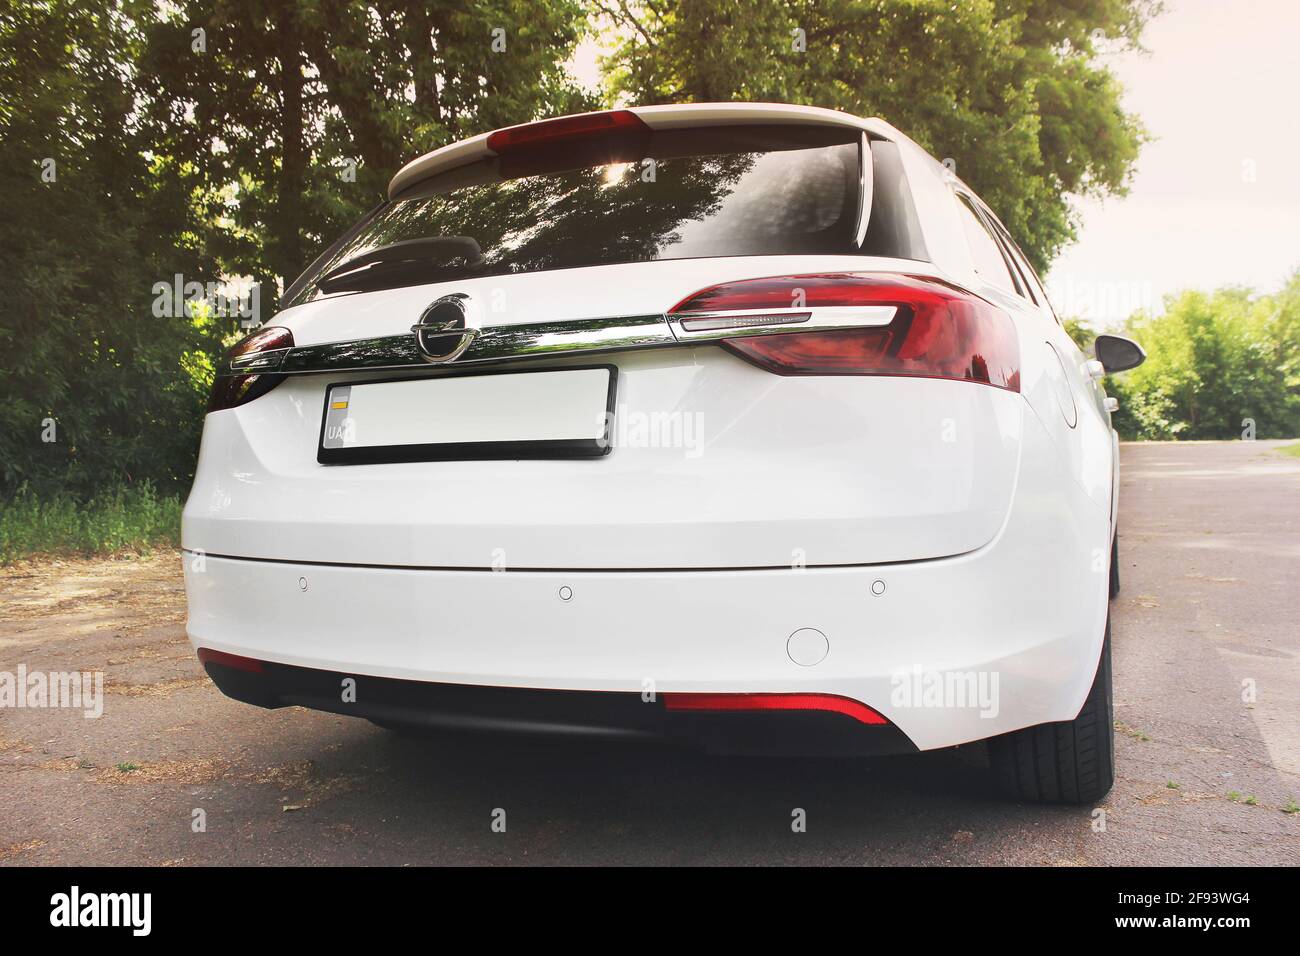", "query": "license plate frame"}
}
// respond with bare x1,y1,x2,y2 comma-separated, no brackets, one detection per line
316,364,617,465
